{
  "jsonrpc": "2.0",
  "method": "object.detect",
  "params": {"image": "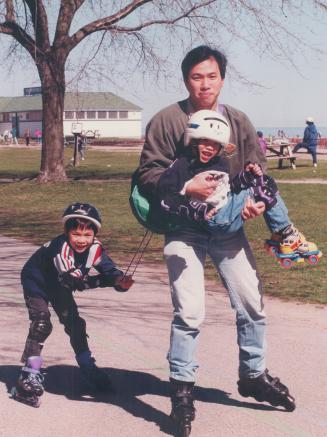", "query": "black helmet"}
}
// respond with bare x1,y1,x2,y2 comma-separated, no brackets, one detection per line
62,203,102,231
